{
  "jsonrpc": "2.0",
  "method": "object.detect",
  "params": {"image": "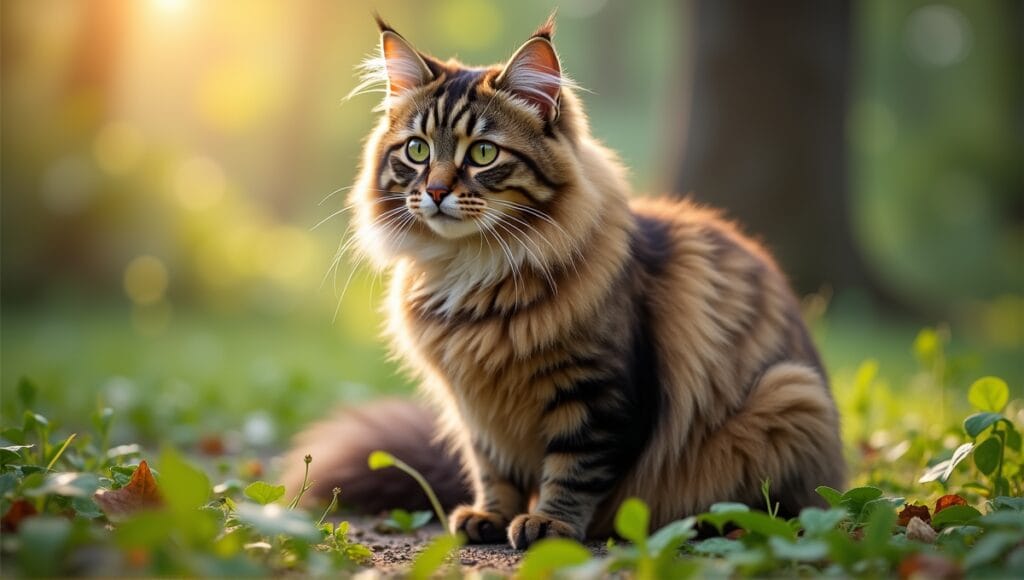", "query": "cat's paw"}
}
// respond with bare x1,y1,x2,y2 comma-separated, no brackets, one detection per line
508,513,581,550
450,506,509,544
